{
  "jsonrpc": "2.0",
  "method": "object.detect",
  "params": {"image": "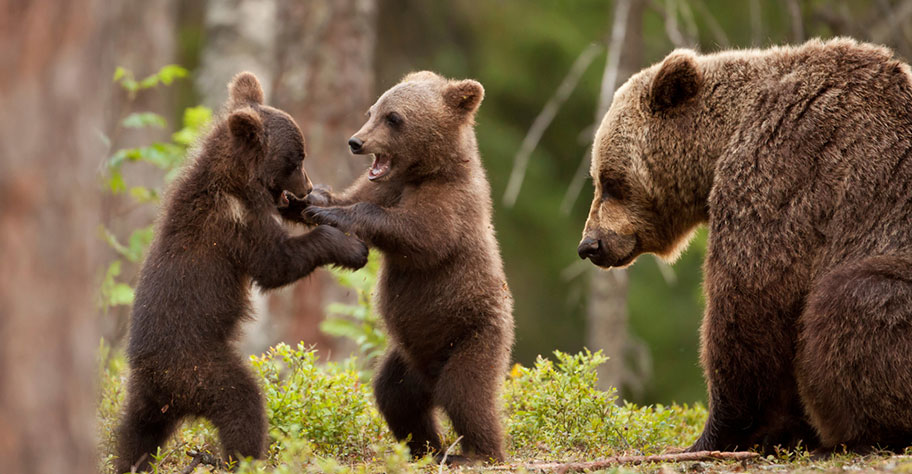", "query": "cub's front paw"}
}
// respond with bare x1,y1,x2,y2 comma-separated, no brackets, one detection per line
314,225,368,270
303,206,348,230
277,190,309,222
305,184,334,207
